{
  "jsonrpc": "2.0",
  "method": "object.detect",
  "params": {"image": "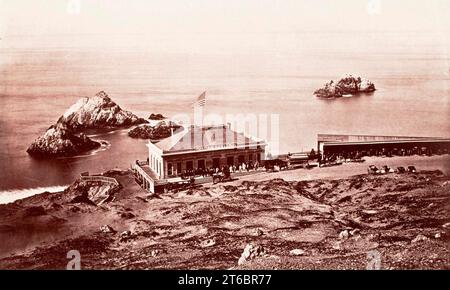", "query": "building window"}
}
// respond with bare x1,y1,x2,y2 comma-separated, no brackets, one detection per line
177,162,182,175
248,154,253,161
